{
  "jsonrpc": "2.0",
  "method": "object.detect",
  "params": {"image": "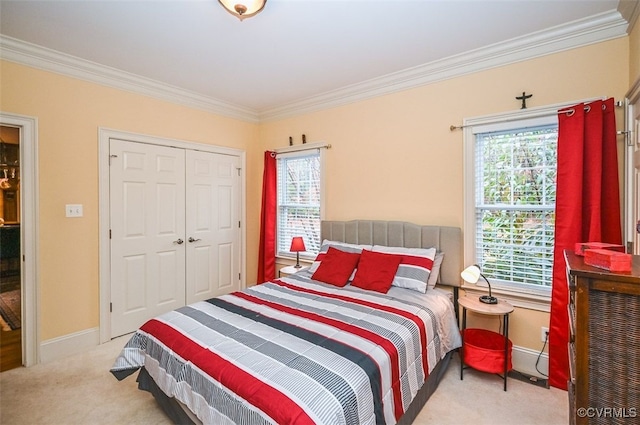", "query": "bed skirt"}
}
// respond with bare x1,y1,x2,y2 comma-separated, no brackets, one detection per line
136,349,456,425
